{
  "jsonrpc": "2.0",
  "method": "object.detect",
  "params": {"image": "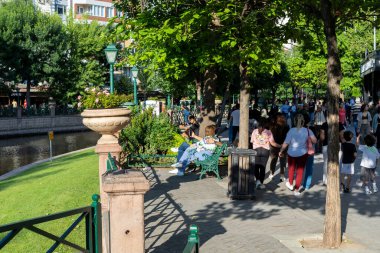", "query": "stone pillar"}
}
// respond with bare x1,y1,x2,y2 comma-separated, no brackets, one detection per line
95,142,122,253
102,170,150,253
